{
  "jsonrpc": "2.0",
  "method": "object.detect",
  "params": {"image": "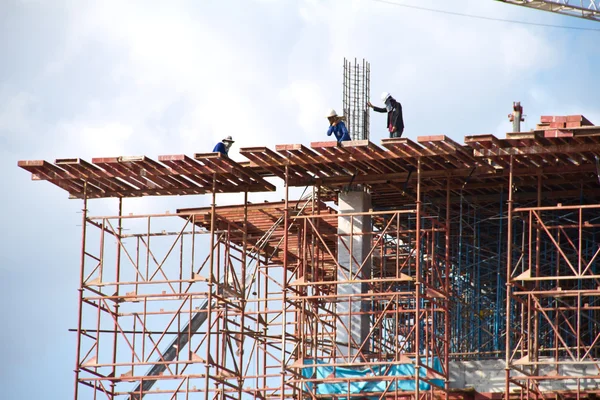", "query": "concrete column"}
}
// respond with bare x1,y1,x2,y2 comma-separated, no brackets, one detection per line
336,190,372,359
509,101,524,133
